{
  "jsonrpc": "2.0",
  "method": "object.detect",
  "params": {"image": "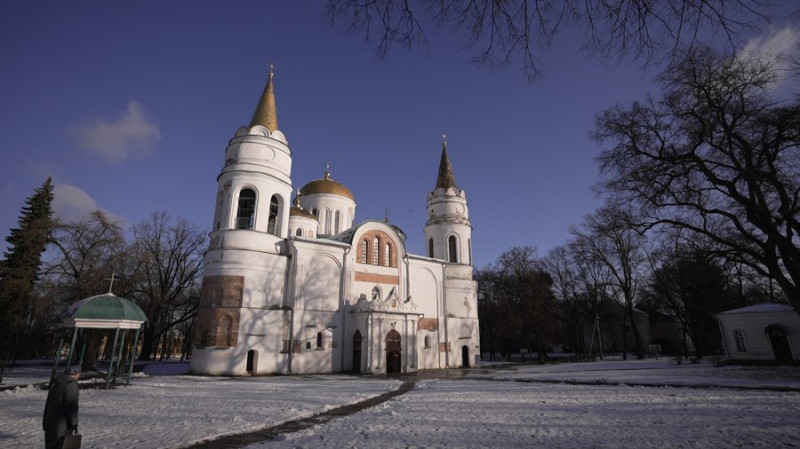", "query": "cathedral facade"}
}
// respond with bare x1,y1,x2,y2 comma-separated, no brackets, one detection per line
189,70,479,375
